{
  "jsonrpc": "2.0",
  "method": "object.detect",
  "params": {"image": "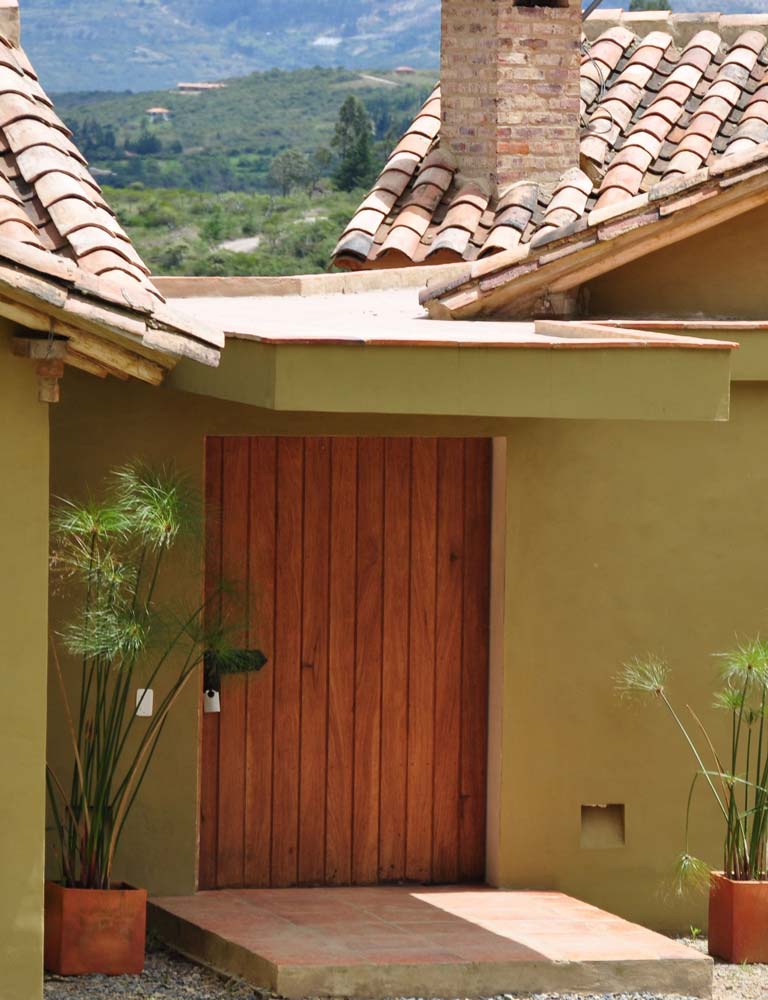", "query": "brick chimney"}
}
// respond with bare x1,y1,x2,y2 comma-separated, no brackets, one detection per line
441,0,582,191
0,0,20,45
